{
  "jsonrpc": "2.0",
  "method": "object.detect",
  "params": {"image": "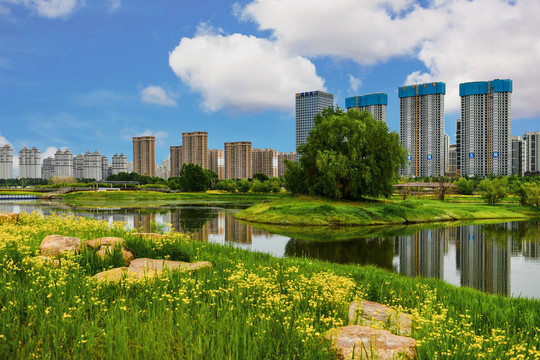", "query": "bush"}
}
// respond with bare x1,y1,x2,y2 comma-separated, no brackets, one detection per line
455,177,475,195
478,178,508,205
